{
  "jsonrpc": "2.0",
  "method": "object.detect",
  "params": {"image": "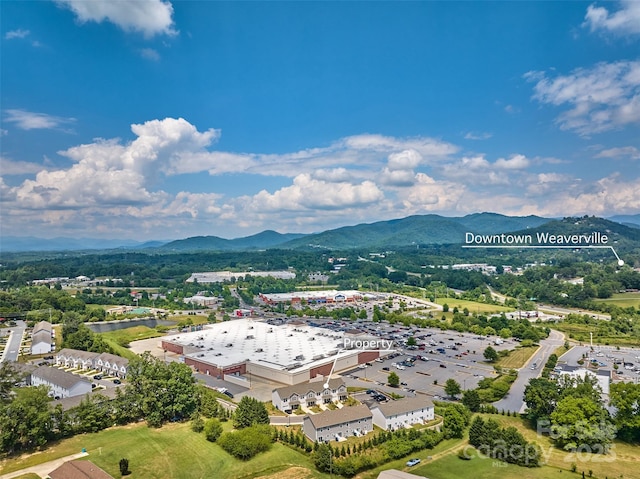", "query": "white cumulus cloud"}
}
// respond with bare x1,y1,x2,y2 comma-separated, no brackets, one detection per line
525,60,640,135
56,0,177,38
584,0,640,36
244,174,384,212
